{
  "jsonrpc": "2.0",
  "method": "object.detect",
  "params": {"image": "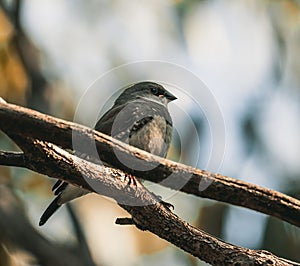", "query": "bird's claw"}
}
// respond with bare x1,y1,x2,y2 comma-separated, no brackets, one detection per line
151,193,174,210
124,174,138,187
161,200,174,210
